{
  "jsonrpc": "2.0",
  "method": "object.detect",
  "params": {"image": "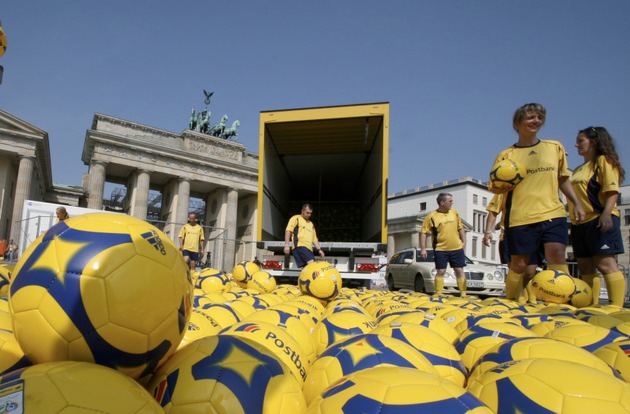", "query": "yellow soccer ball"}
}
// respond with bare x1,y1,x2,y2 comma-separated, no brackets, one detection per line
220,320,311,384
298,261,342,304
531,270,576,304
303,333,439,406
314,310,378,356
594,339,630,382
570,278,593,308
0,264,12,297
147,335,306,413
309,366,493,413
8,213,192,382
0,360,163,413
468,359,630,413
247,270,277,293
544,323,625,352
0,328,31,376
454,321,534,371
372,321,466,387
489,159,526,189
232,260,260,287
195,267,232,294
468,336,620,383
